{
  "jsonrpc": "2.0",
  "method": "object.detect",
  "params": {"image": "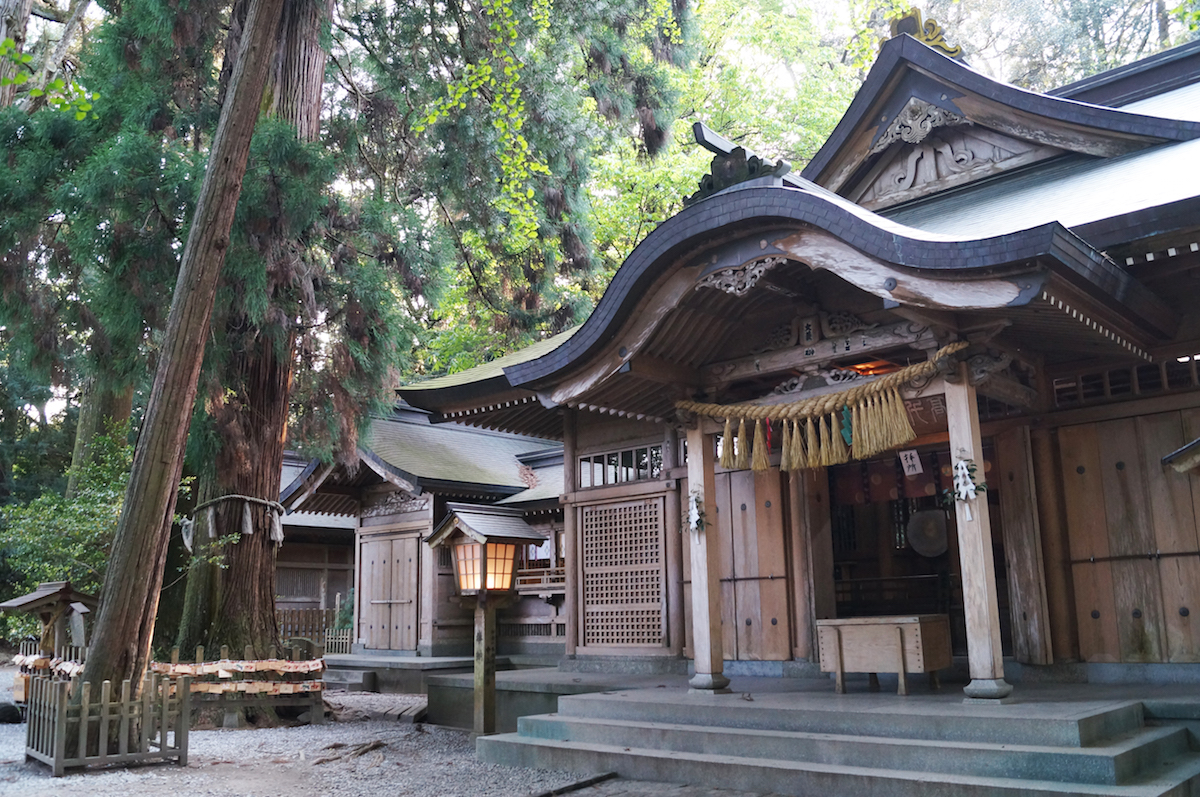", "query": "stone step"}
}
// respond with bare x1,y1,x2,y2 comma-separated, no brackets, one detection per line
324,668,377,692
477,734,1200,797
554,692,1146,747
516,714,1190,786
